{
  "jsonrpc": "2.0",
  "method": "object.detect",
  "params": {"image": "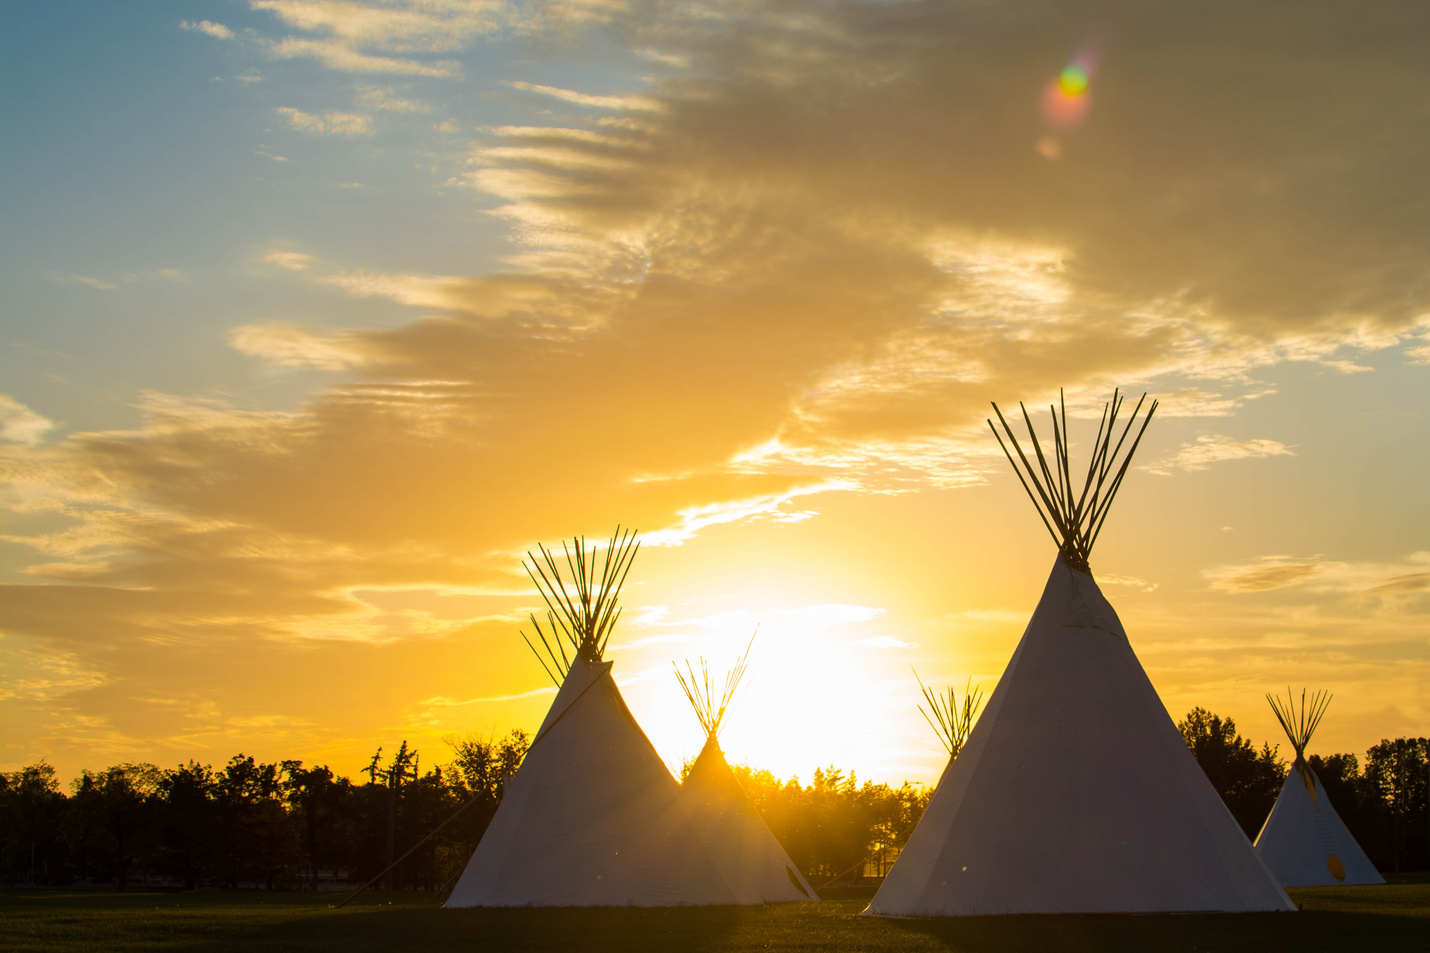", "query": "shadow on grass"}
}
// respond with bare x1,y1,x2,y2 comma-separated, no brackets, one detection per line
199,898,750,953
881,908,1424,953
3,882,1427,953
